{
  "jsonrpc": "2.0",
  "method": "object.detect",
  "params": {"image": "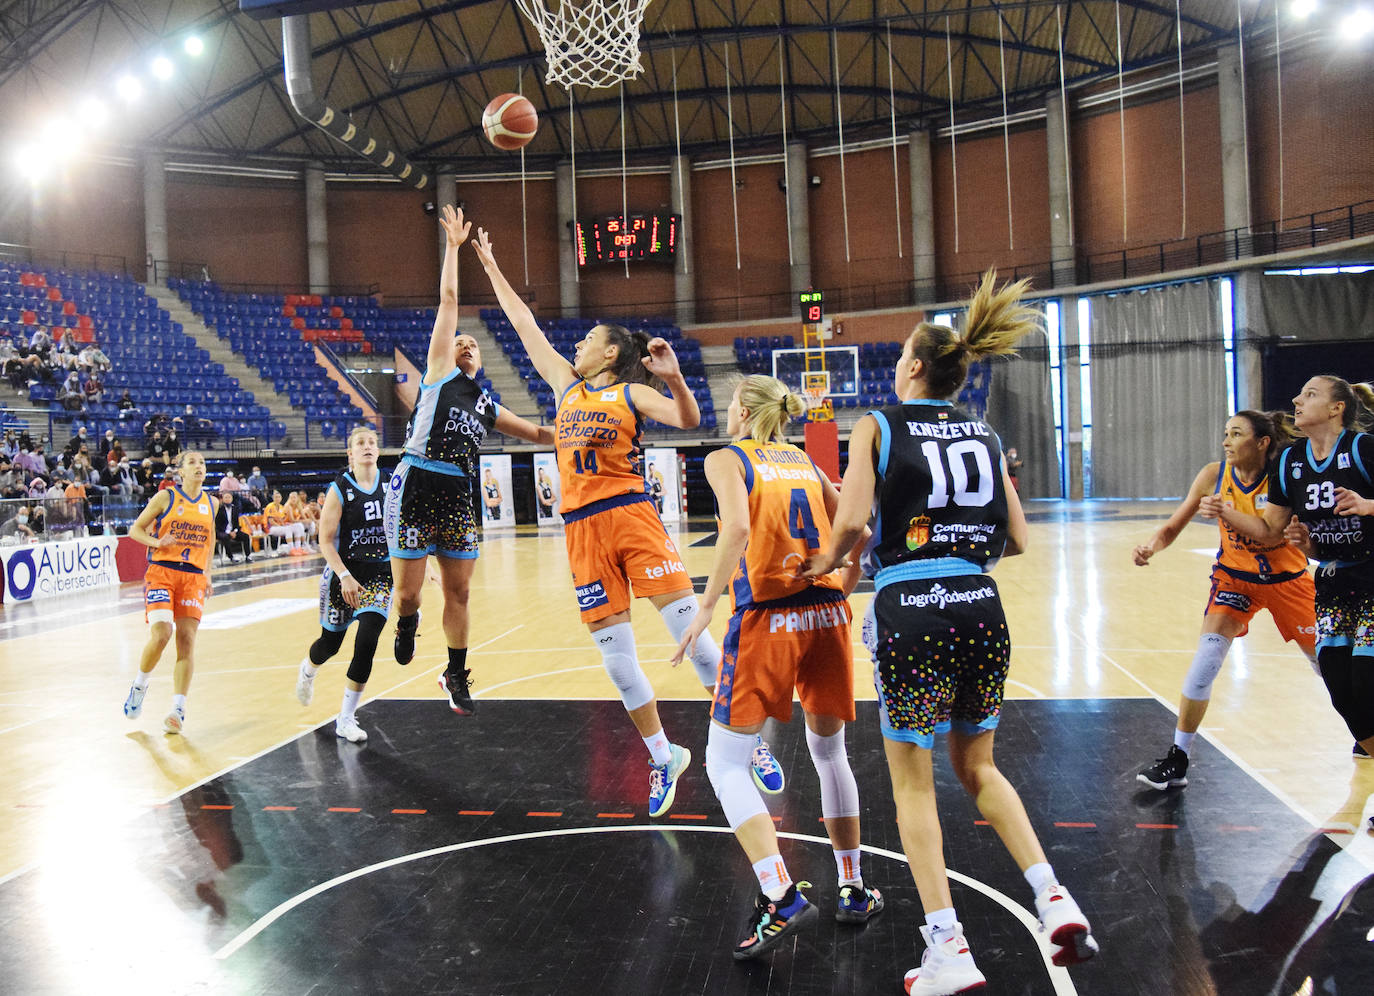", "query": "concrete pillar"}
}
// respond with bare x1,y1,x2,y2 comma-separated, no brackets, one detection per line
1060,294,1085,500
785,140,811,298
435,170,458,297
305,162,329,294
1231,269,1266,408
908,130,935,301
1046,93,1076,287
1216,43,1251,238
670,154,694,326
556,161,579,318
142,150,167,285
